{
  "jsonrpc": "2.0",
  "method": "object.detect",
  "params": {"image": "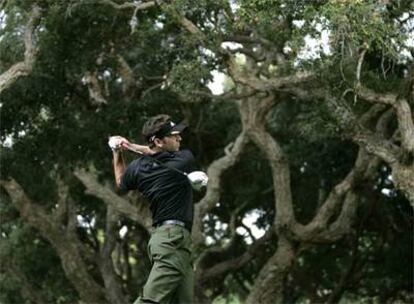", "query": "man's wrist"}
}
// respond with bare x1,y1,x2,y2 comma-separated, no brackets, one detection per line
112,149,123,156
